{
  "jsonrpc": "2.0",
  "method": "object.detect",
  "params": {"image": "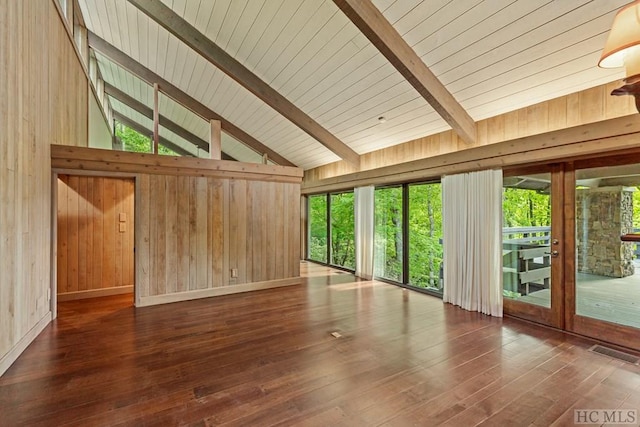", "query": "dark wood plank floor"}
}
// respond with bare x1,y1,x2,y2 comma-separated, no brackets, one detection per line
2,262,640,426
